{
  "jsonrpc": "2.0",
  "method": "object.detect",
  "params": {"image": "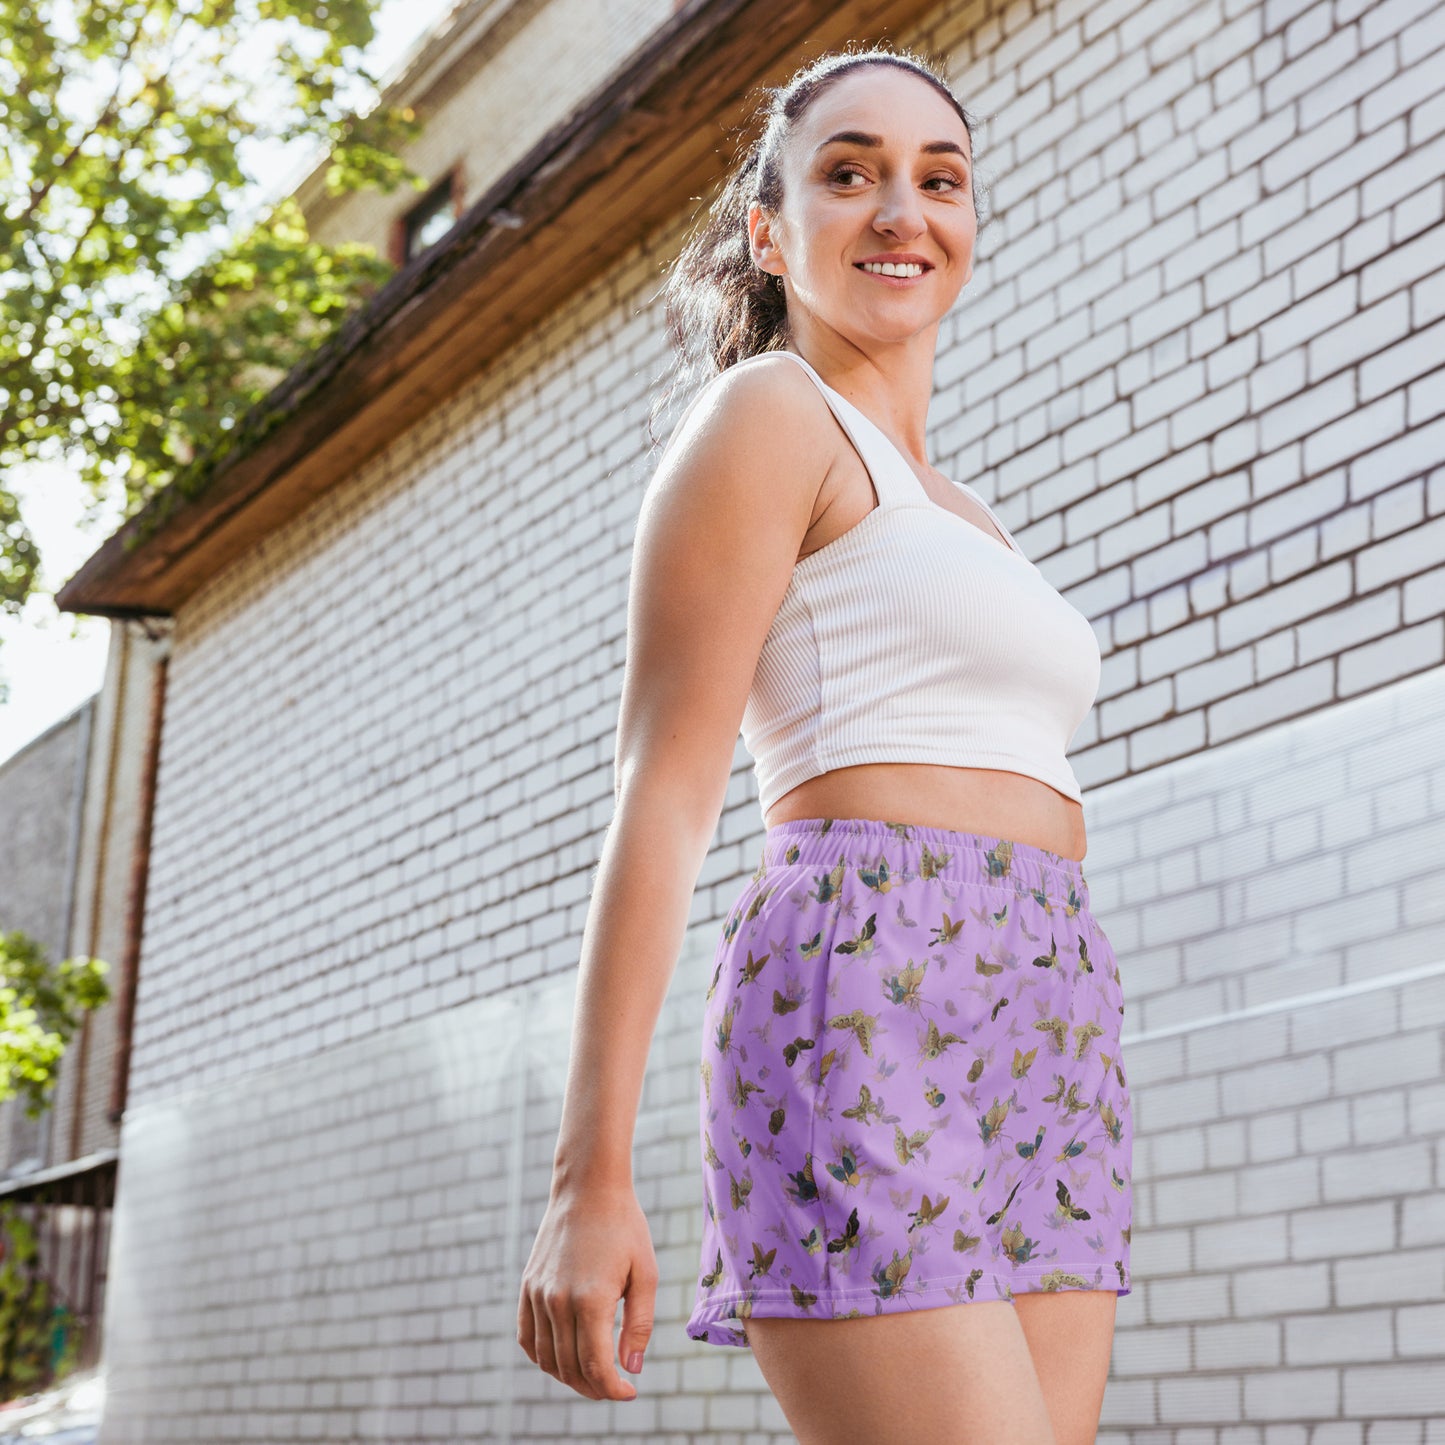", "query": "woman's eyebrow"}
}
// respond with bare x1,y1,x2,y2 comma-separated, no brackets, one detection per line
814,129,970,165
